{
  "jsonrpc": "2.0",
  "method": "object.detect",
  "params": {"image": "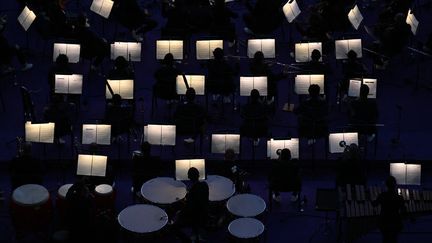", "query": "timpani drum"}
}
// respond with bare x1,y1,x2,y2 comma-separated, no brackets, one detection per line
94,184,116,210
227,194,266,217
140,177,187,204
206,175,236,202
228,218,264,242
56,183,72,220
118,204,168,241
11,184,52,231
